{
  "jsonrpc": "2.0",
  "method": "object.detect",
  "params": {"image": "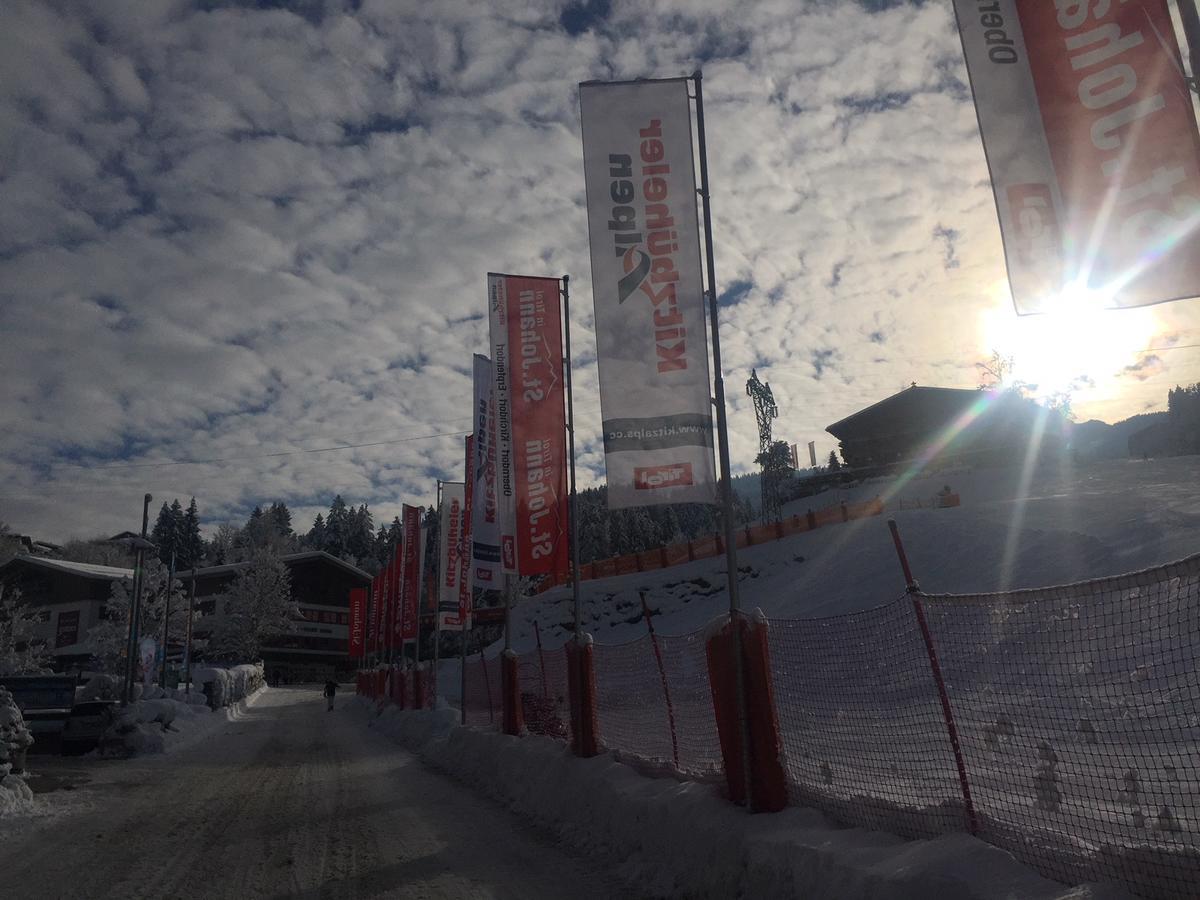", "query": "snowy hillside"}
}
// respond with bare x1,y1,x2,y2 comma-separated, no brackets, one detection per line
497,456,1200,652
